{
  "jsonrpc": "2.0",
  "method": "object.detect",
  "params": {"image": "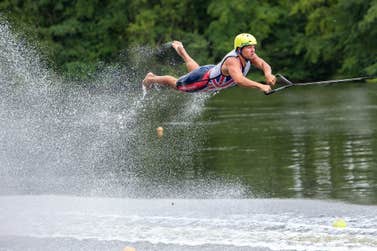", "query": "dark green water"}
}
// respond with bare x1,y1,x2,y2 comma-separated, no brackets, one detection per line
194,83,377,204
